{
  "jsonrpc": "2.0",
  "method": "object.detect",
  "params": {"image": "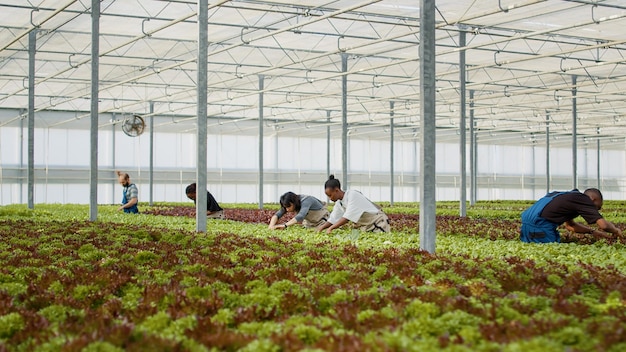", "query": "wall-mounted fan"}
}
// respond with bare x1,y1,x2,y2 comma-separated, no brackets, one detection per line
122,114,145,137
